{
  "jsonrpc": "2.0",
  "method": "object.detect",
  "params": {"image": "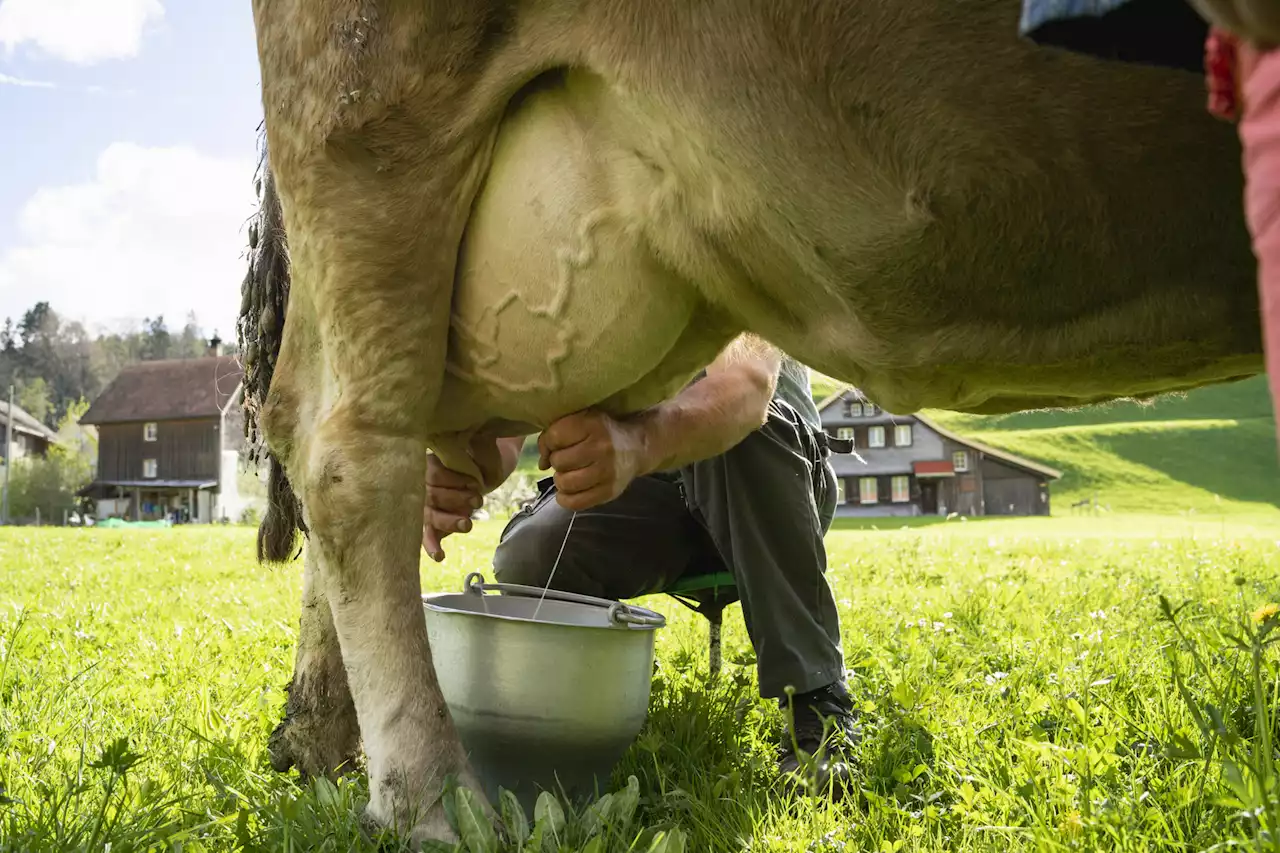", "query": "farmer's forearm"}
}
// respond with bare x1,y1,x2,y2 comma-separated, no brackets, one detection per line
628,335,781,475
